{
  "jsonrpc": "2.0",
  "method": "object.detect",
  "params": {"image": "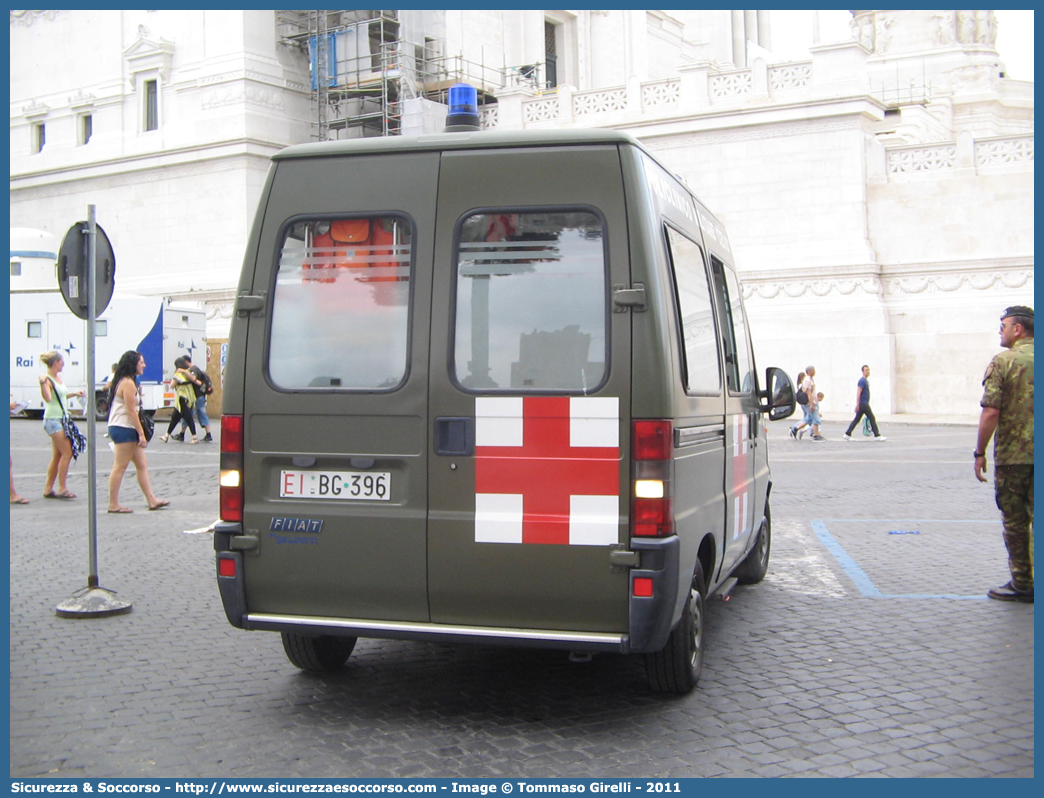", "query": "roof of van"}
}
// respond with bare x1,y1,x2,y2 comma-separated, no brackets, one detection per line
272,128,729,242
273,128,650,161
